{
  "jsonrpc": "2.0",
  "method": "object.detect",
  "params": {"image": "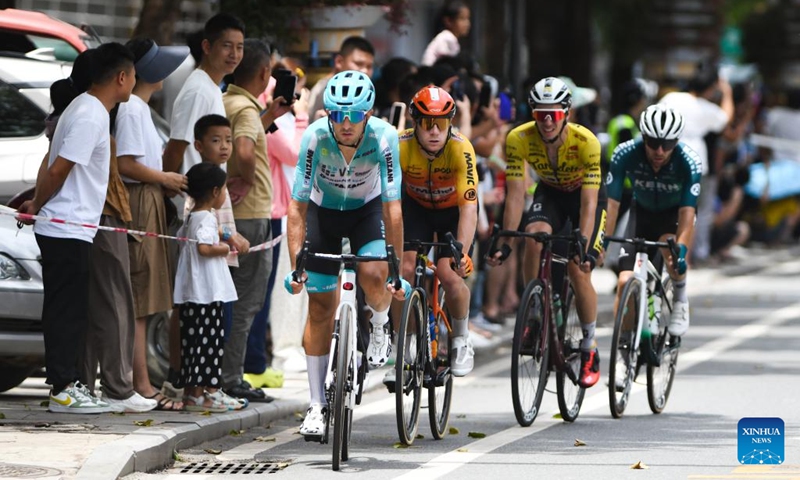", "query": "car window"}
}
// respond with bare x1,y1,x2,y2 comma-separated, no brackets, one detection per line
0,80,45,138
0,30,80,62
